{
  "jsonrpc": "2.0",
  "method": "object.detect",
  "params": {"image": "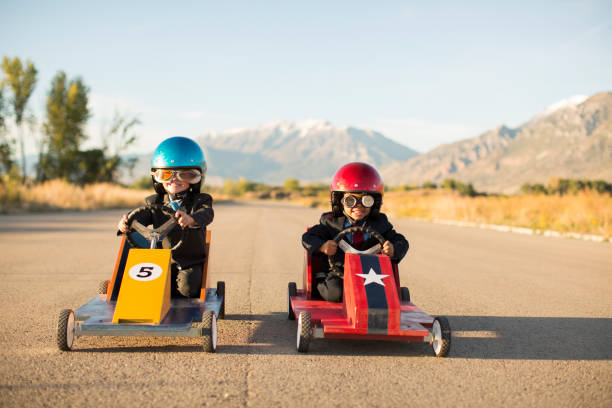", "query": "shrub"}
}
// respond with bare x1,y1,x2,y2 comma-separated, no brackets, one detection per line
284,178,300,192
